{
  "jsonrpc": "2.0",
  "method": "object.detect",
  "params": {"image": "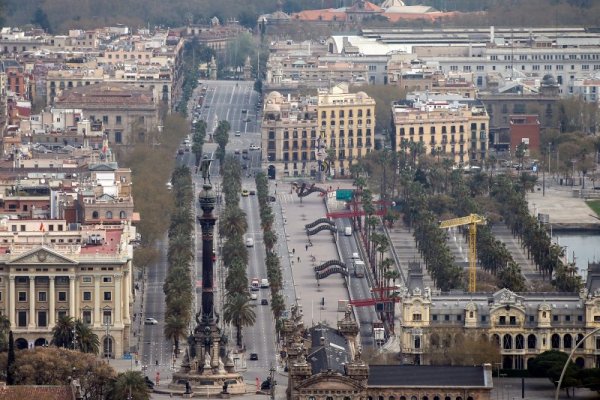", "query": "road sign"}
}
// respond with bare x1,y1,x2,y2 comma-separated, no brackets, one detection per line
336,189,353,201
